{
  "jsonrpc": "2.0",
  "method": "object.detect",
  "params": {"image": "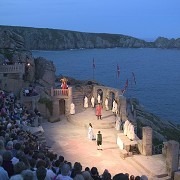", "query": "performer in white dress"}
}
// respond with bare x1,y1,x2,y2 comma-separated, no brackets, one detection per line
84,96,88,108
88,123,94,140
70,102,75,115
91,96,95,108
127,122,132,139
130,124,135,140
97,94,101,104
124,120,129,136
112,99,117,114
115,116,120,130
105,97,109,111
